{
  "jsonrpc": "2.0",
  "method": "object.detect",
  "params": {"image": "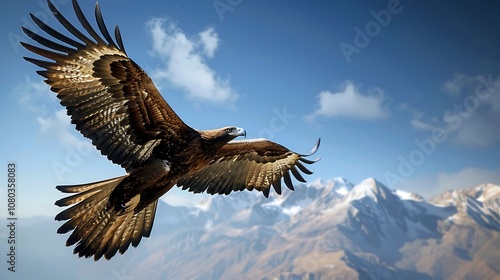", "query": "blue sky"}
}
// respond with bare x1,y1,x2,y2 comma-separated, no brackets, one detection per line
1,0,500,216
